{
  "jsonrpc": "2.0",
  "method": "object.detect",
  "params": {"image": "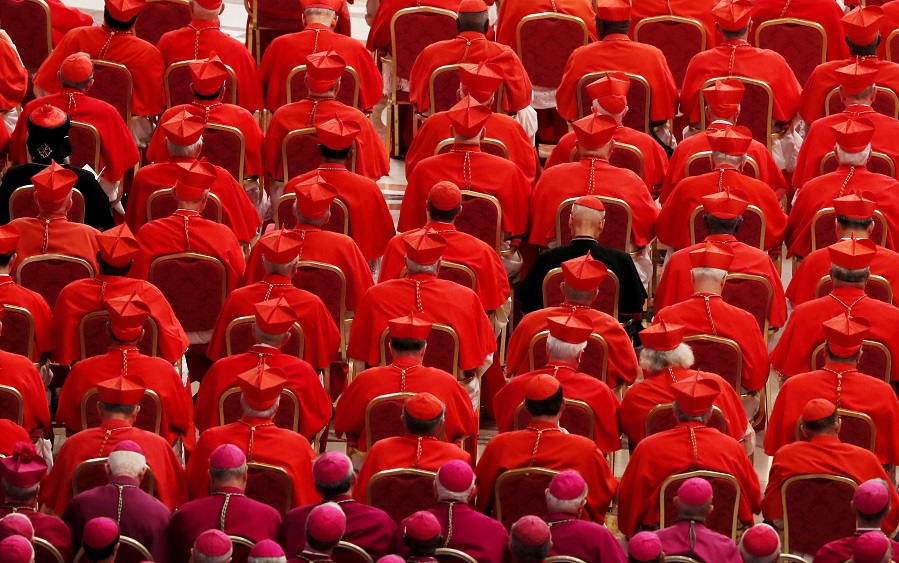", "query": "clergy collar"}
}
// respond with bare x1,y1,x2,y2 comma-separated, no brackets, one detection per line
451,143,481,153
294,225,323,234
239,416,274,426
0,274,11,282
100,418,133,430
676,421,708,429
845,104,874,113
829,286,865,299
325,493,354,503
109,474,141,487
425,221,456,232
707,120,734,130
109,344,139,354
545,512,577,522
703,234,737,243
721,39,750,46
318,163,348,172
250,343,281,355
174,209,202,217
406,272,437,281
527,420,561,431
546,360,578,372
191,98,220,108
391,356,422,369
97,274,124,283
304,22,331,31
821,361,859,372
37,212,67,221
713,164,740,172
212,485,246,495
602,33,630,41
190,19,219,29
170,155,196,164
457,31,487,41
262,273,293,285
808,435,841,446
